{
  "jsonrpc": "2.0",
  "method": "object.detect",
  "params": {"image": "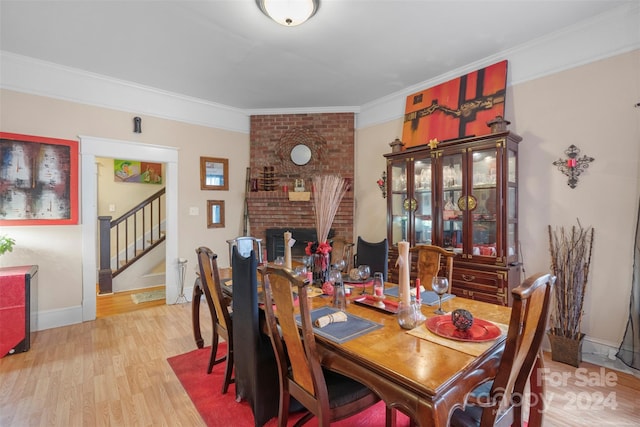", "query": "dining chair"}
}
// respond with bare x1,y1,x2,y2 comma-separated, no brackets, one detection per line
260,265,391,427
353,237,388,281
231,247,280,426
227,236,263,265
409,244,455,292
330,236,354,271
195,246,234,394
449,272,556,427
